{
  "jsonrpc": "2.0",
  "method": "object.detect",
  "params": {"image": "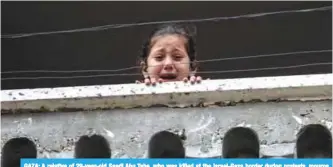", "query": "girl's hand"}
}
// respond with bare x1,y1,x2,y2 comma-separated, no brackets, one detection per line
183,76,202,84
135,77,163,85
135,76,204,85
